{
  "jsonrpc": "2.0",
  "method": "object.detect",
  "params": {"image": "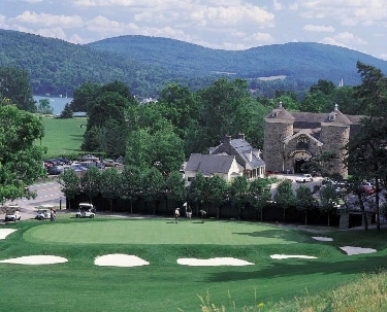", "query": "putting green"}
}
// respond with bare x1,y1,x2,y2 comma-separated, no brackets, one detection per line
24,219,306,245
